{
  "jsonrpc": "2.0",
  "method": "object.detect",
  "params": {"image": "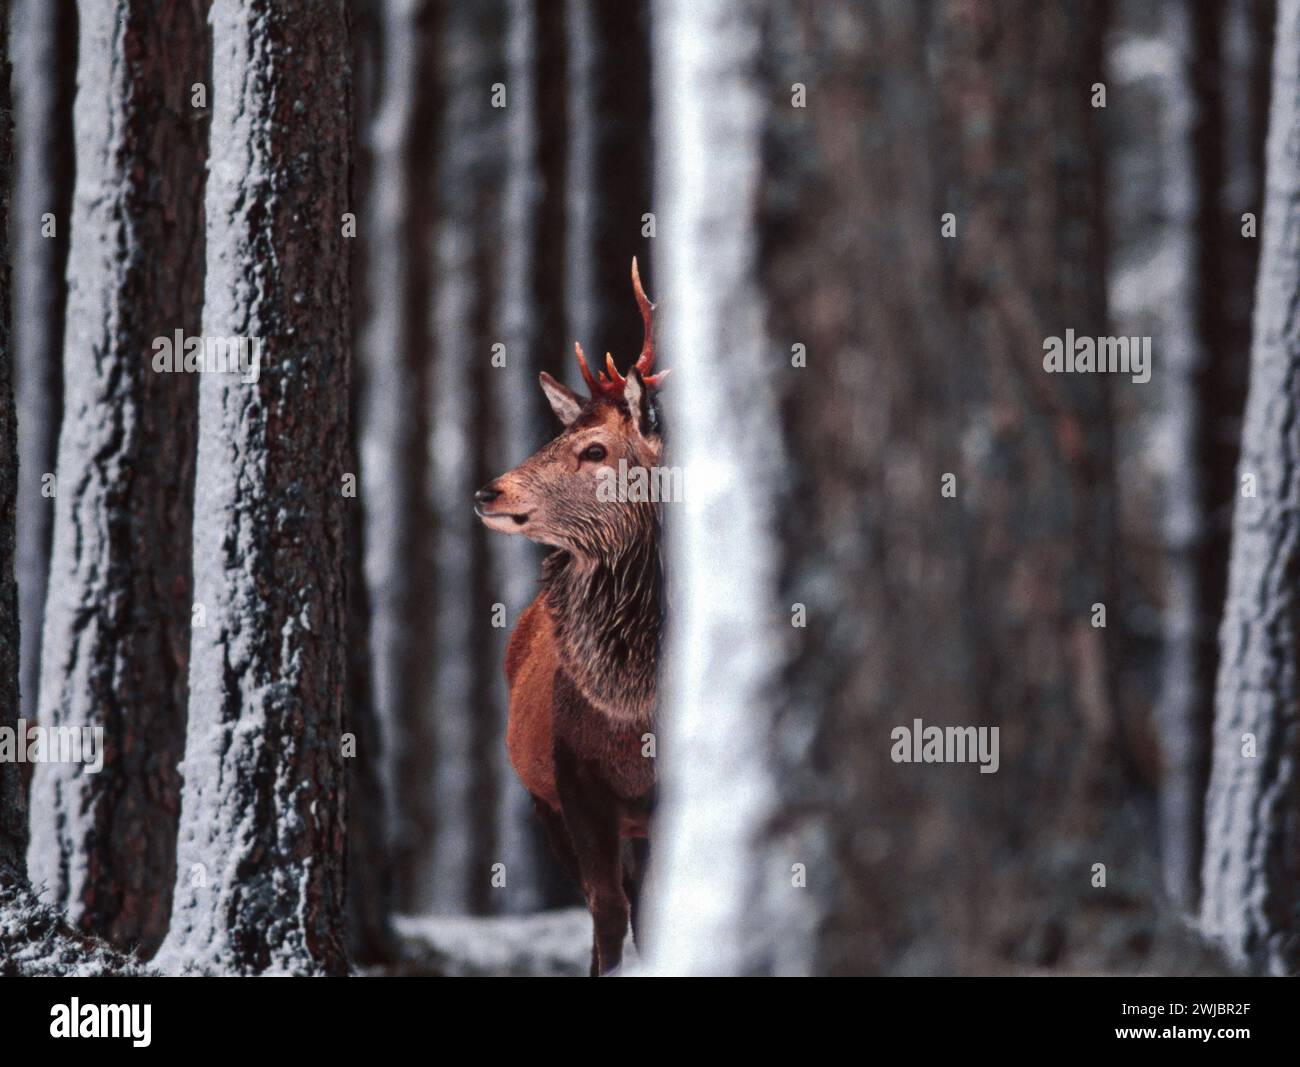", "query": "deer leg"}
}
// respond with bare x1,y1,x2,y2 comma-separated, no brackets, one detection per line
555,743,627,976
622,838,651,949
531,794,582,888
